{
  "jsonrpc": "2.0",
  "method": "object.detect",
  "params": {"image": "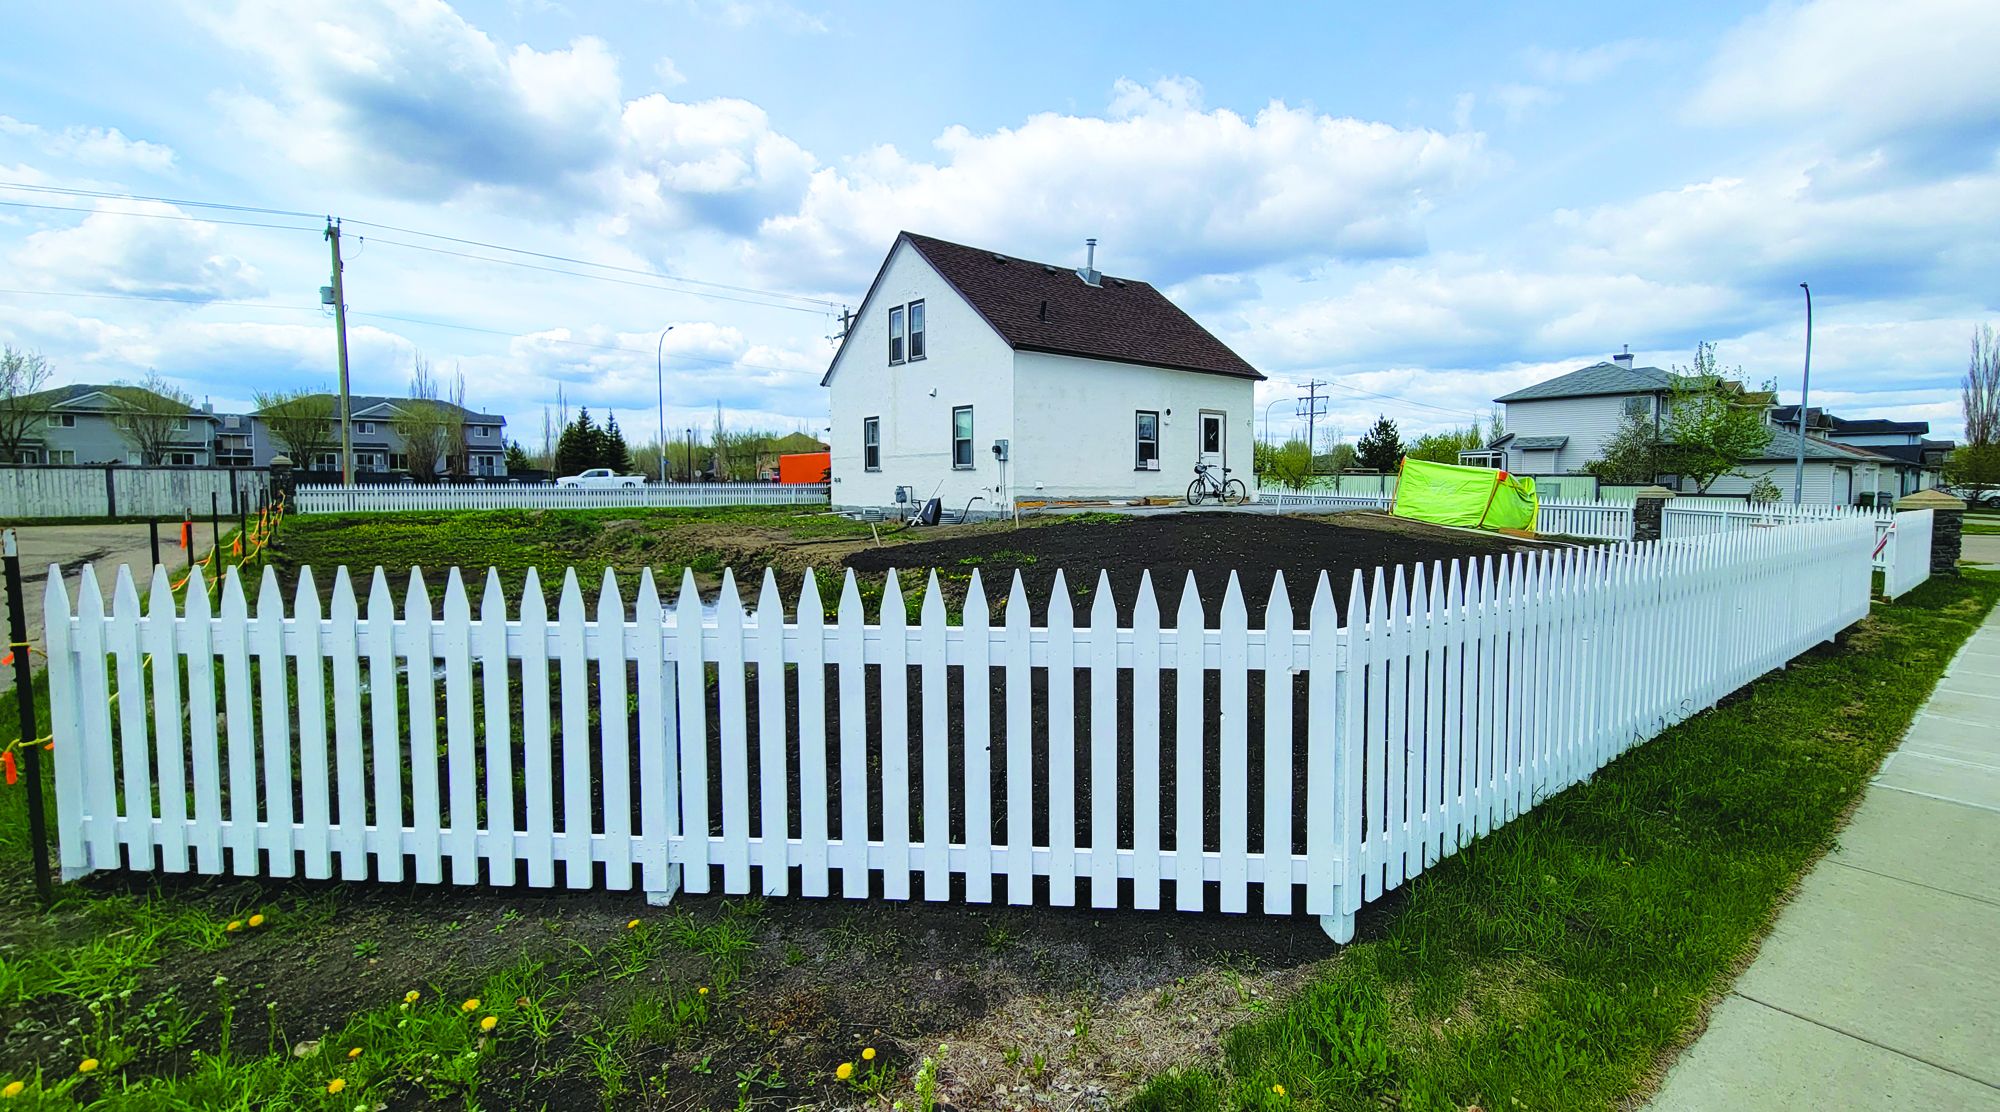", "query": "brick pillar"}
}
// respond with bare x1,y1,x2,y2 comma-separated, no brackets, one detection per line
1895,488,1965,577
1631,485,1677,542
